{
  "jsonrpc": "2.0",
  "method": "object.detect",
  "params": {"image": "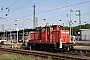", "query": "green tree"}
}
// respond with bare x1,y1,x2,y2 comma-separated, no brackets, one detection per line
63,23,90,36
